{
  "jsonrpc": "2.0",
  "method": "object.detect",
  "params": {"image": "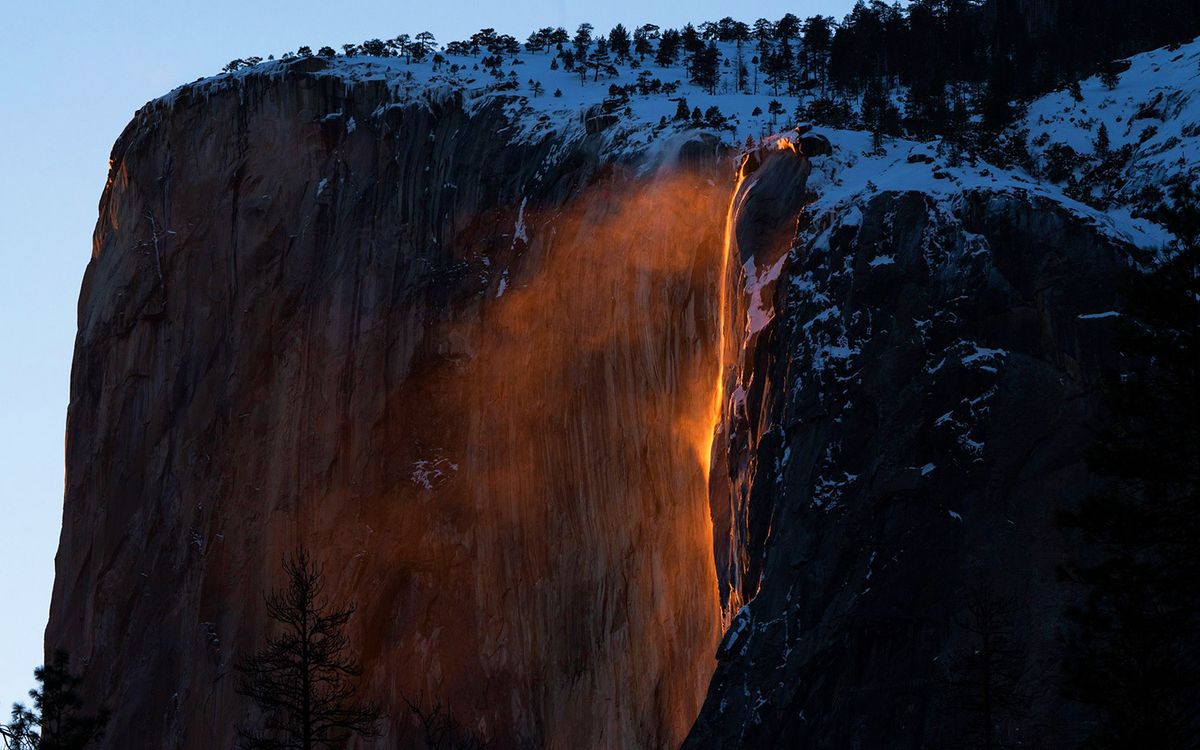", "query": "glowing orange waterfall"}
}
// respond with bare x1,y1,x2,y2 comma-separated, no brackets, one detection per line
703,152,757,625
703,135,810,627
705,156,750,480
